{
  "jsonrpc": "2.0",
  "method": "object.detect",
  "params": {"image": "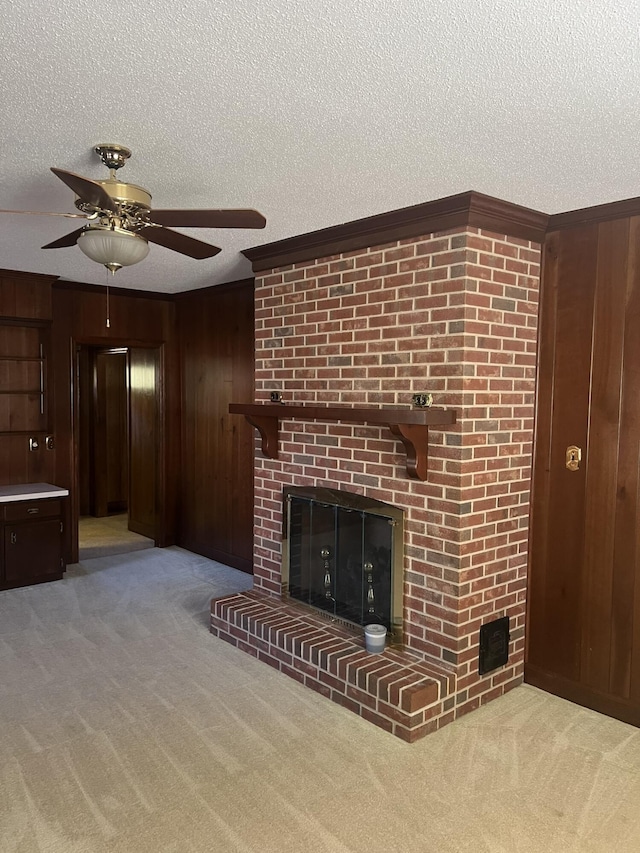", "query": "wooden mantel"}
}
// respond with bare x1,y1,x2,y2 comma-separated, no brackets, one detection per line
229,403,457,480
